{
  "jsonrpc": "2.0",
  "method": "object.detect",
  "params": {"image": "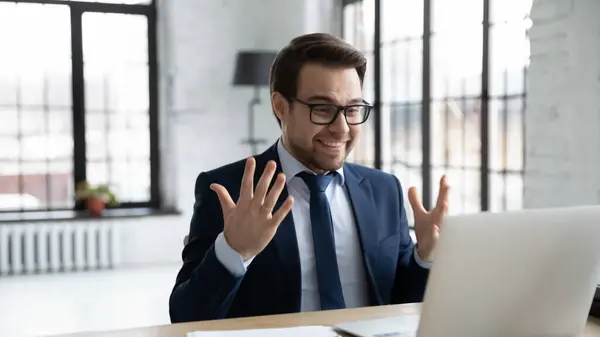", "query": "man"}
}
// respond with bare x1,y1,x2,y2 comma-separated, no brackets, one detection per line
169,33,449,323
